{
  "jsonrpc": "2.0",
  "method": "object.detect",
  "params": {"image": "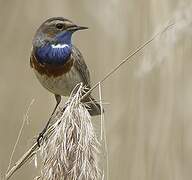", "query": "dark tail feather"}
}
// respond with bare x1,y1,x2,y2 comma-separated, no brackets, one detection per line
83,96,103,116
